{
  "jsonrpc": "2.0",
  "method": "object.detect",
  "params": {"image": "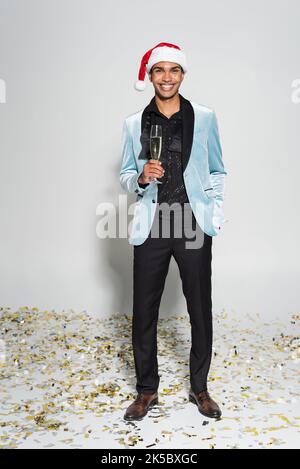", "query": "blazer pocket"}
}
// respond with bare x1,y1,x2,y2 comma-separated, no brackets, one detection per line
204,187,216,199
